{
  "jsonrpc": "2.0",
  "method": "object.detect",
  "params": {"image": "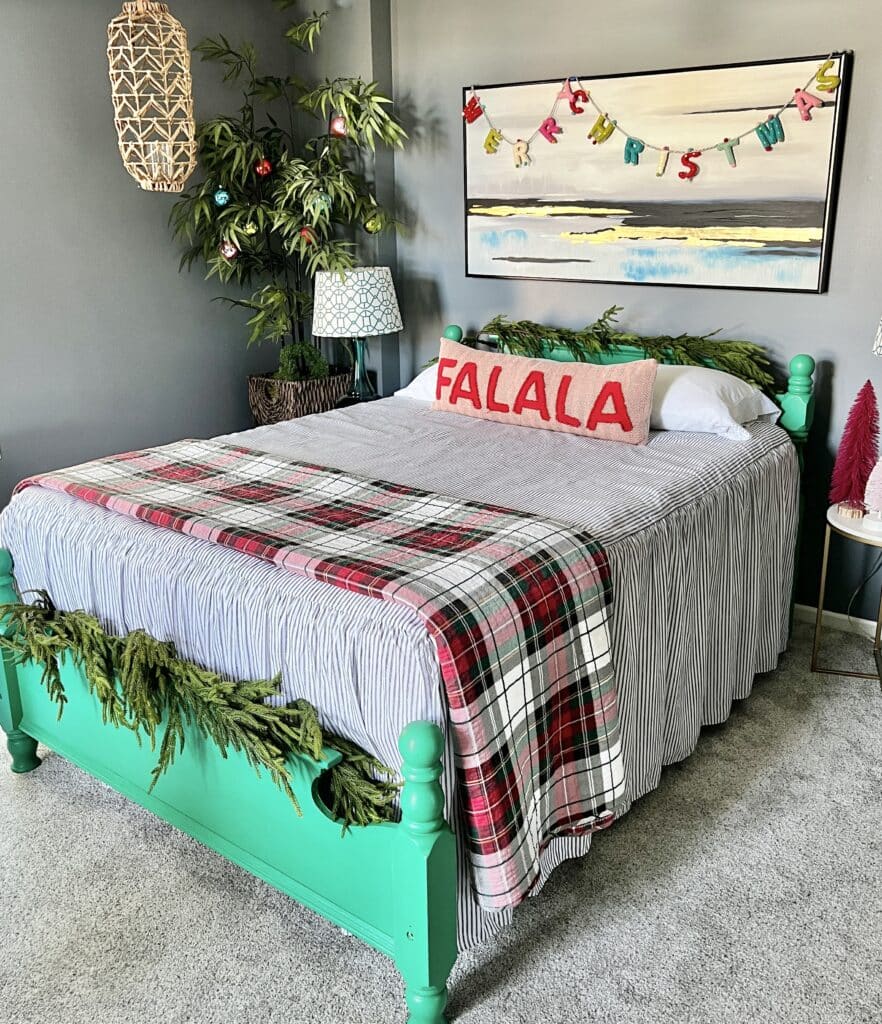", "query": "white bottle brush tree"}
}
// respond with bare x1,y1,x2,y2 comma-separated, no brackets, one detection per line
865,459,882,515
169,3,406,381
